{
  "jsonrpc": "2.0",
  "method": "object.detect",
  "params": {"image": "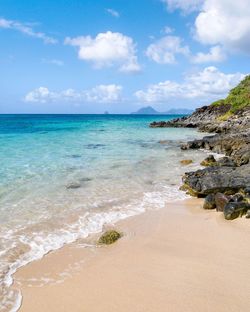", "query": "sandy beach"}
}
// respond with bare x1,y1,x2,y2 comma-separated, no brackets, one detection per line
13,198,250,312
